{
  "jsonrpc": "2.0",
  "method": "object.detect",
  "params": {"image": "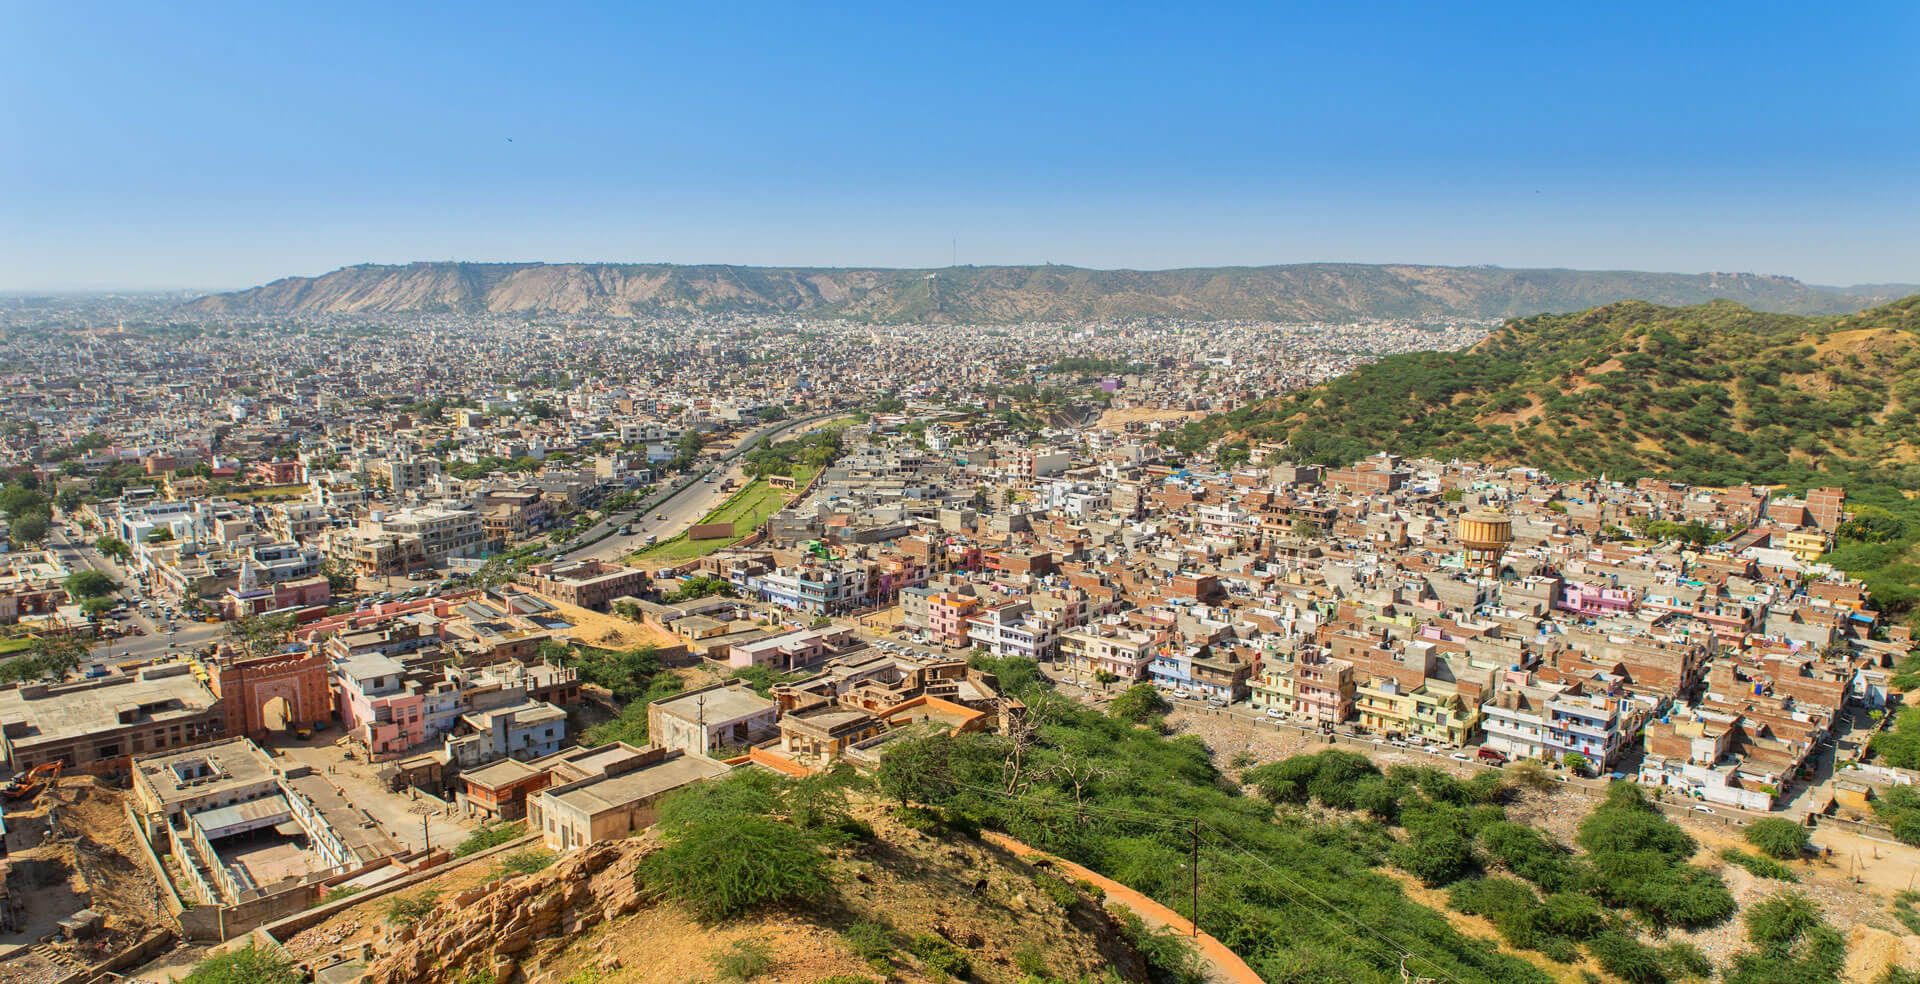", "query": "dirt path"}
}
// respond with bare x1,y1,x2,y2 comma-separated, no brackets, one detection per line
982,832,1264,984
